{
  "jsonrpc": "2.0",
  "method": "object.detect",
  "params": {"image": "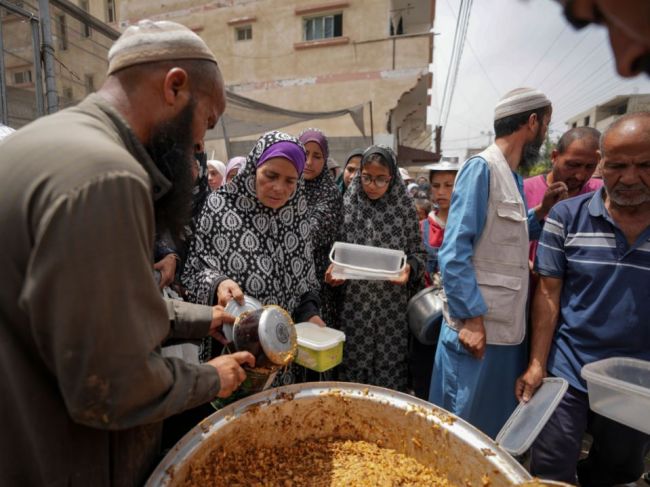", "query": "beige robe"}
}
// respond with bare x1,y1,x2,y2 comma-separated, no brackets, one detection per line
0,94,219,486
